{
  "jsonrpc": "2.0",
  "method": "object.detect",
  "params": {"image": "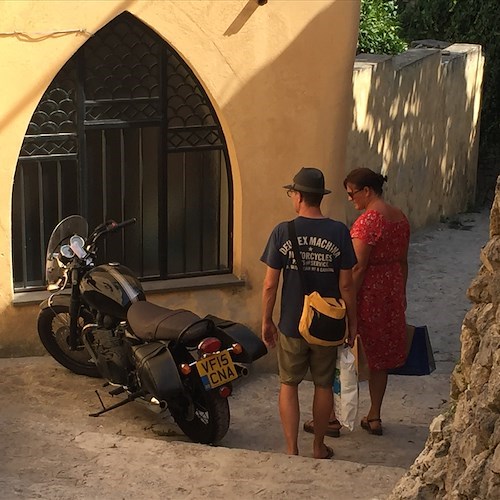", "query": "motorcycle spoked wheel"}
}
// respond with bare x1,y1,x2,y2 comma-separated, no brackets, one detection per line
37,305,100,378
173,374,230,445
